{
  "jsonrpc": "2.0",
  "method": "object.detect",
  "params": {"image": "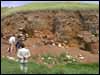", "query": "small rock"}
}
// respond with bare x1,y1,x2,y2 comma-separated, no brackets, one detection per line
25,33,29,38
58,43,62,47
77,34,83,38
48,57,52,60
79,56,84,60
72,59,76,61
18,28,24,31
19,33,23,37
52,43,56,46
66,55,71,59
79,54,82,57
